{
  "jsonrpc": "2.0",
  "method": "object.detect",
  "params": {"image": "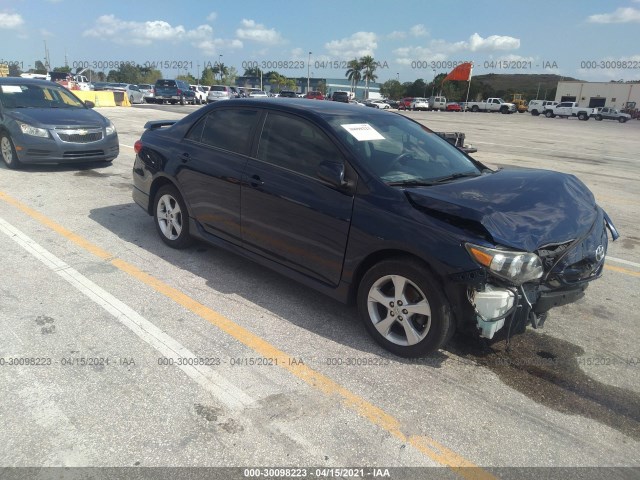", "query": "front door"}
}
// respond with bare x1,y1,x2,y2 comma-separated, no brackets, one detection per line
241,112,355,286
